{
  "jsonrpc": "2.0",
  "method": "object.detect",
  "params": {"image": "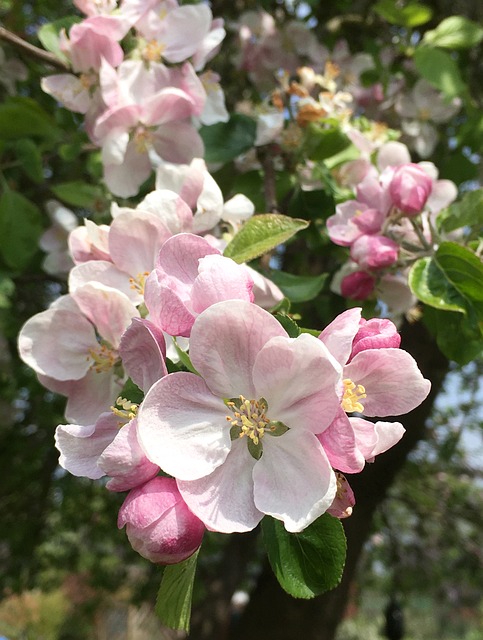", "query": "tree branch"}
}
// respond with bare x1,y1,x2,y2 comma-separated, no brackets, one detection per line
0,26,70,72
